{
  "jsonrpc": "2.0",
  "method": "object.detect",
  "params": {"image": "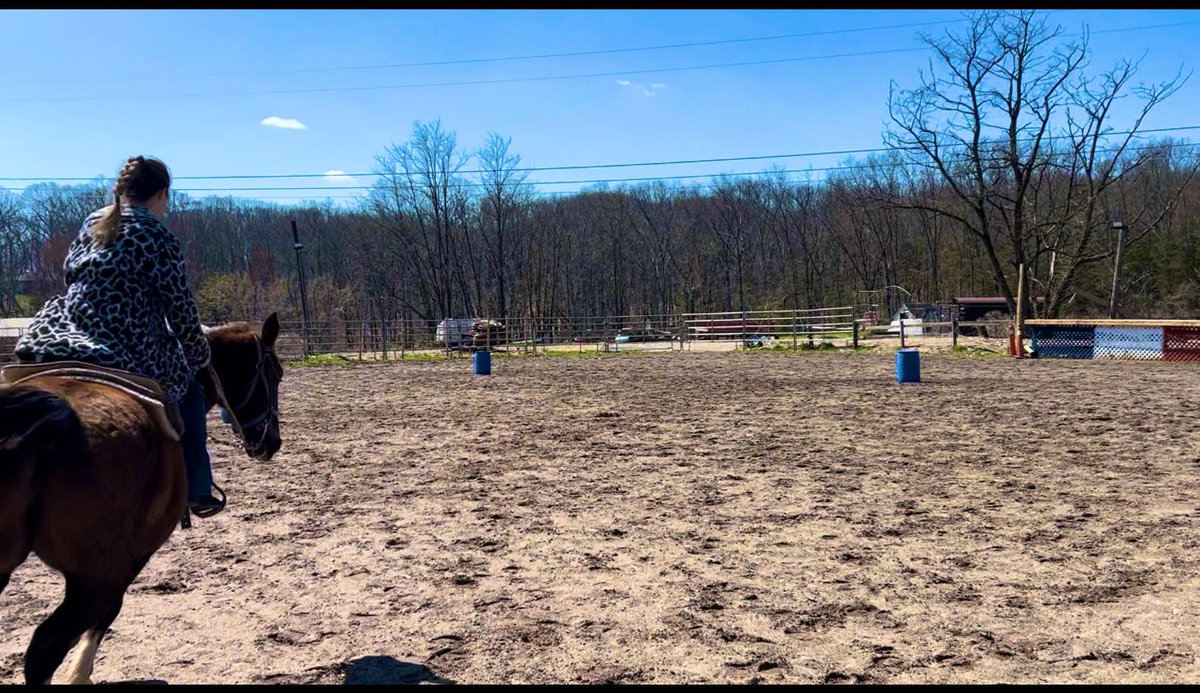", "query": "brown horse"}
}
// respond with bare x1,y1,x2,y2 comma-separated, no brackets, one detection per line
0,313,284,684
